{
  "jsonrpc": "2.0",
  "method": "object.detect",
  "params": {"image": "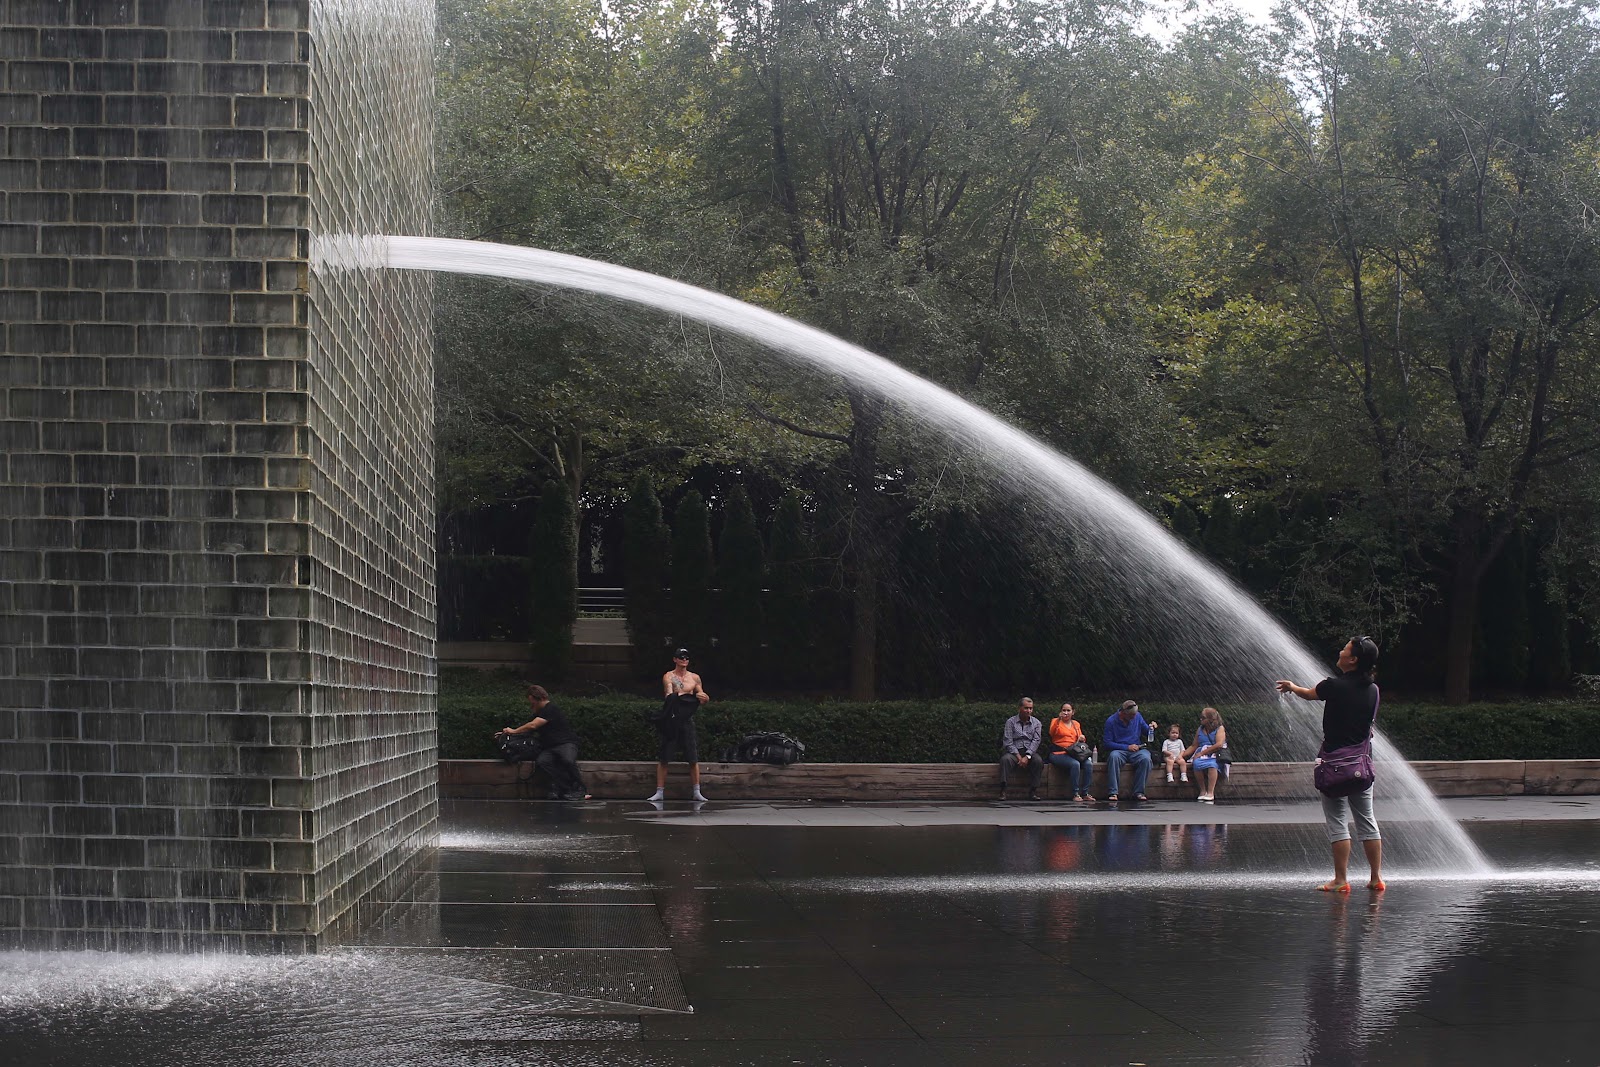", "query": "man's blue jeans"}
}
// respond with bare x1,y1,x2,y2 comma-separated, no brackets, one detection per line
1107,747,1152,797
1046,753,1093,796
